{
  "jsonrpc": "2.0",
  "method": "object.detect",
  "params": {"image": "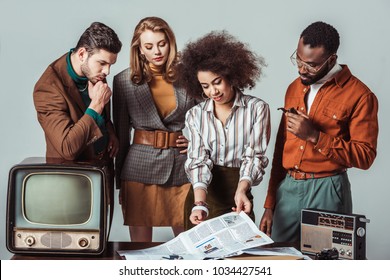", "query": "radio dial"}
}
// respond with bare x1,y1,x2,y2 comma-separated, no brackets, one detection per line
78,237,89,248
25,236,35,246
339,248,345,255
356,227,366,237
346,250,352,257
